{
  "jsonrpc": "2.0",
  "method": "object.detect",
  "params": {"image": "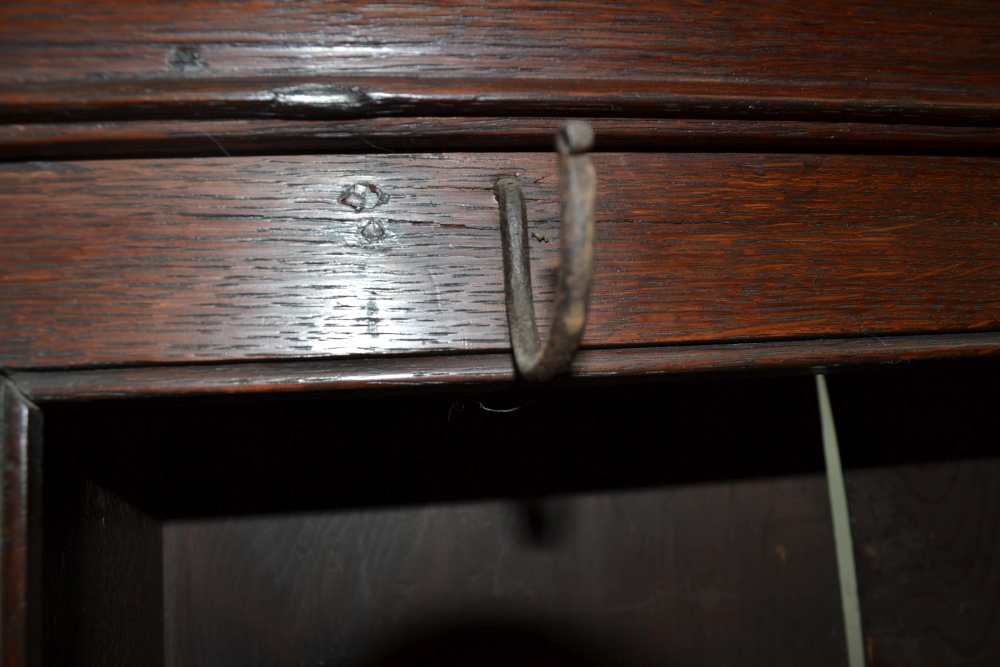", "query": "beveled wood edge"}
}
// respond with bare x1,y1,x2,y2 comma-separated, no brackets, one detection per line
9,332,1000,402
0,377,41,667
4,75,1000,126
5,117,1000,161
